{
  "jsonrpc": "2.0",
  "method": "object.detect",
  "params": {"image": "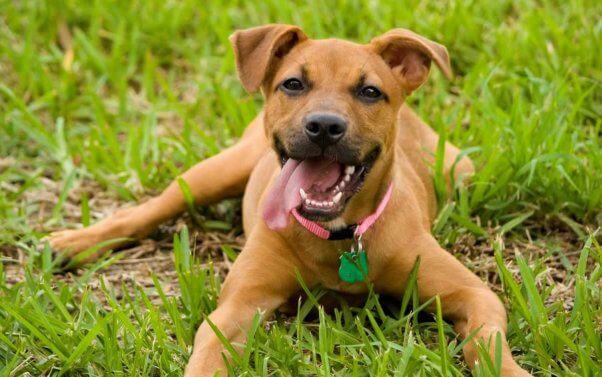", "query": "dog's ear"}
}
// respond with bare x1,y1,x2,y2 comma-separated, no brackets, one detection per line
230,24,307,93
370,29,452,93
